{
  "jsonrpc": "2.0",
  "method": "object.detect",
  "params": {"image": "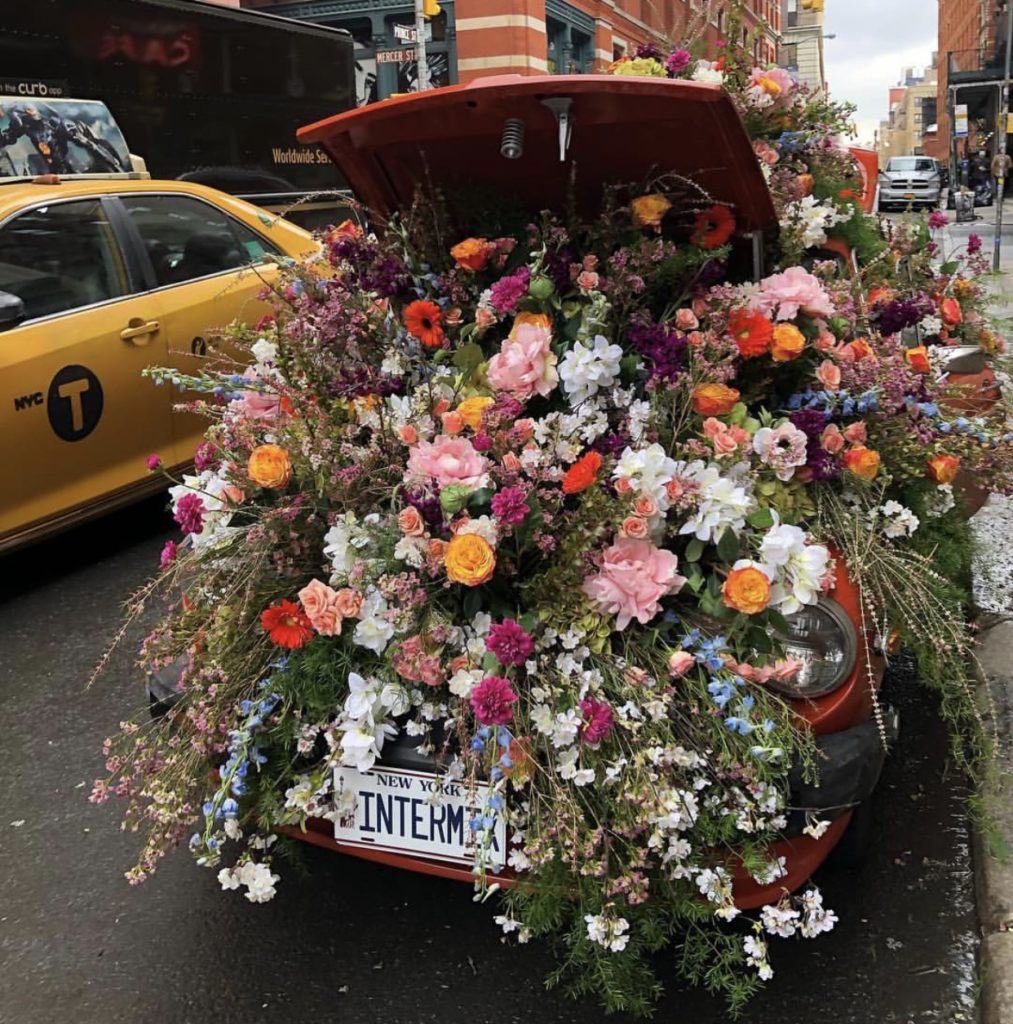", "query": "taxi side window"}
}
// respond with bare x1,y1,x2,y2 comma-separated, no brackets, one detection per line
0,199,128,321
119,195,280,288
